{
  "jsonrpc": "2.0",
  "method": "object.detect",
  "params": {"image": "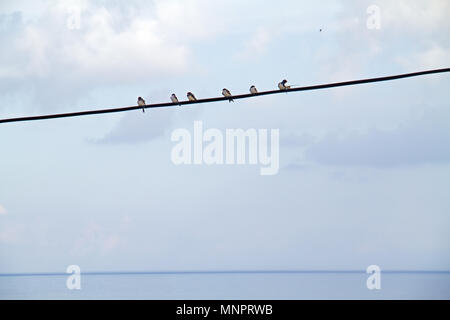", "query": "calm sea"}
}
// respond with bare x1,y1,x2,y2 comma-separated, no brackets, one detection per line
1,271,449,299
